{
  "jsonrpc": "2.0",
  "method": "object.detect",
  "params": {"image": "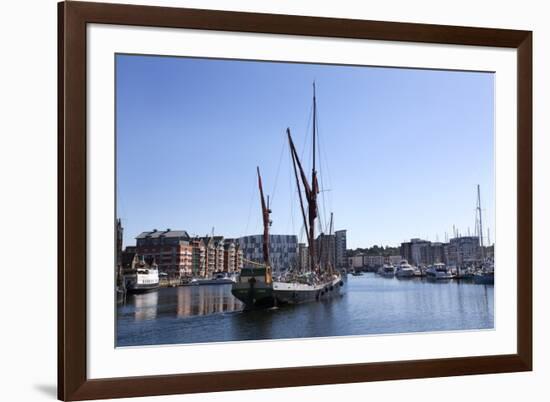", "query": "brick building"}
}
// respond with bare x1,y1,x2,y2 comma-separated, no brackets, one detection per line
135,229,193,278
